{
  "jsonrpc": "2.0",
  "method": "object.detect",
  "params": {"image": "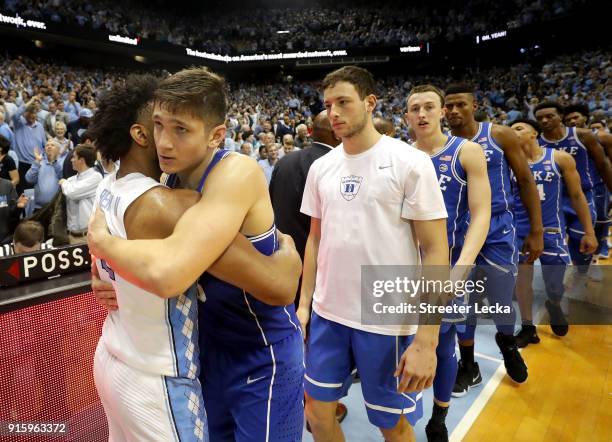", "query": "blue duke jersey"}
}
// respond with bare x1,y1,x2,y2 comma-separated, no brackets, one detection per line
166,149,300,349
539,126,594,193
471,122,514,216
512,148,565,238
588,129,604,187
429,136,469,262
